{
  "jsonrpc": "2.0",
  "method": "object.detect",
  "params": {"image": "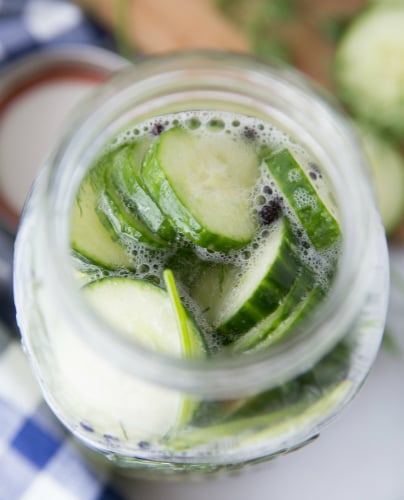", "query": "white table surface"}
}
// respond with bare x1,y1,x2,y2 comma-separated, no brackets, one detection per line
118,247,404,500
